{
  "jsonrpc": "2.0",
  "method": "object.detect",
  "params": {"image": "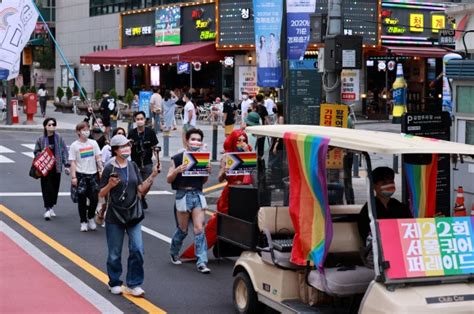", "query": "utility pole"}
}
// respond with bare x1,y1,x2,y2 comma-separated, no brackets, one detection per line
4,80,12,125
324,0,342,103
